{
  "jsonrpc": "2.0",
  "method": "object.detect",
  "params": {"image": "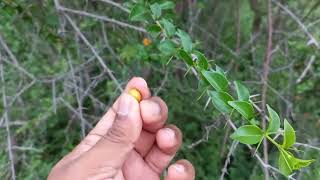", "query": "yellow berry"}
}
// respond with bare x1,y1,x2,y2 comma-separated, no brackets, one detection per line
129,88,142,102
143,38,152,46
